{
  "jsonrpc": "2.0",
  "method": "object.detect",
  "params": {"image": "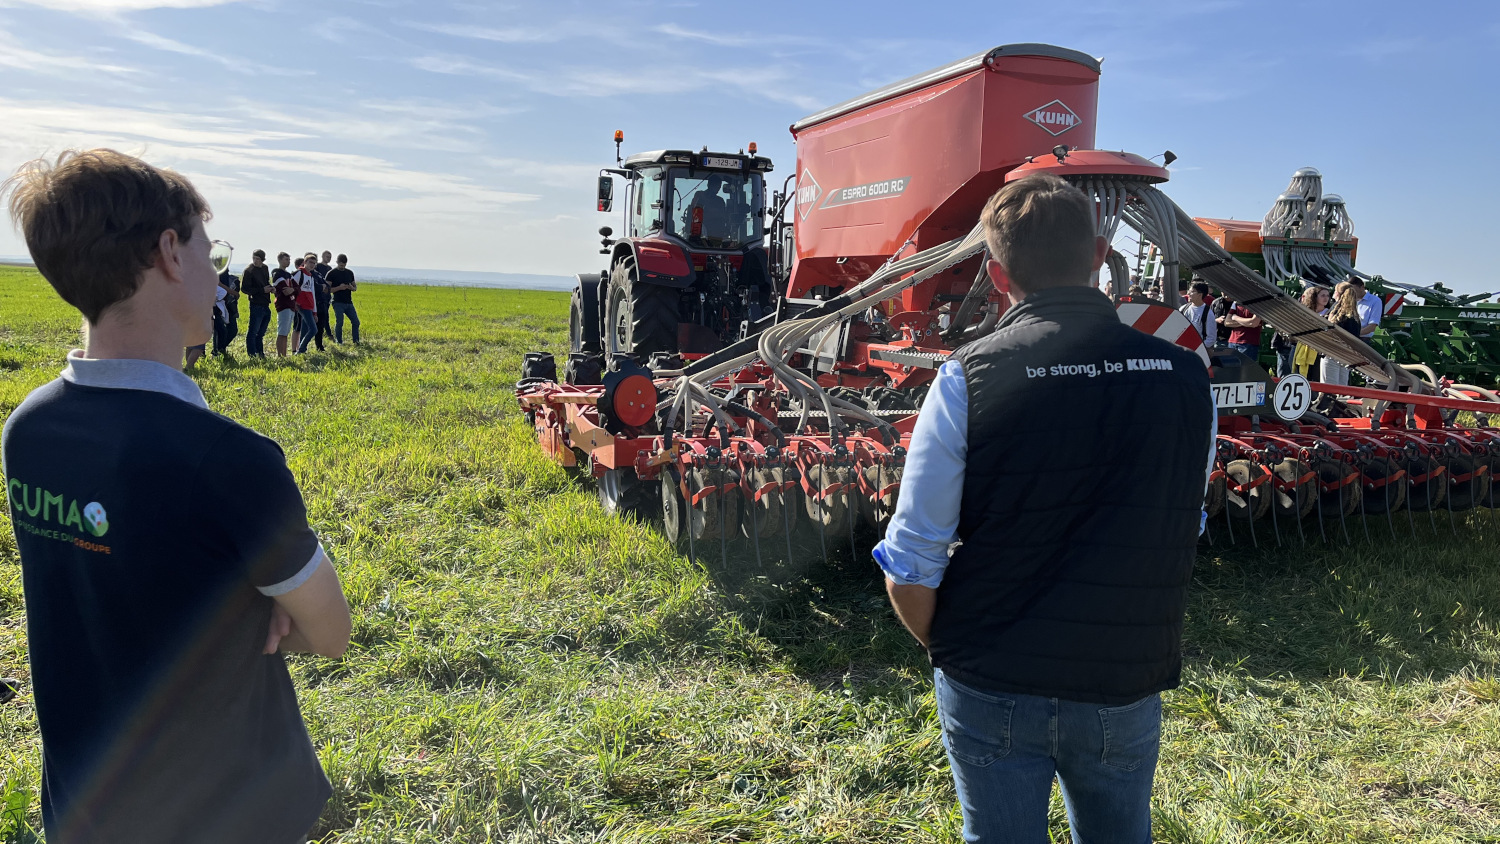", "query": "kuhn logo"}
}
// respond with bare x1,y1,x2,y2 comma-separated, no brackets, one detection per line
1024,100,1080,136
796,169,822,220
